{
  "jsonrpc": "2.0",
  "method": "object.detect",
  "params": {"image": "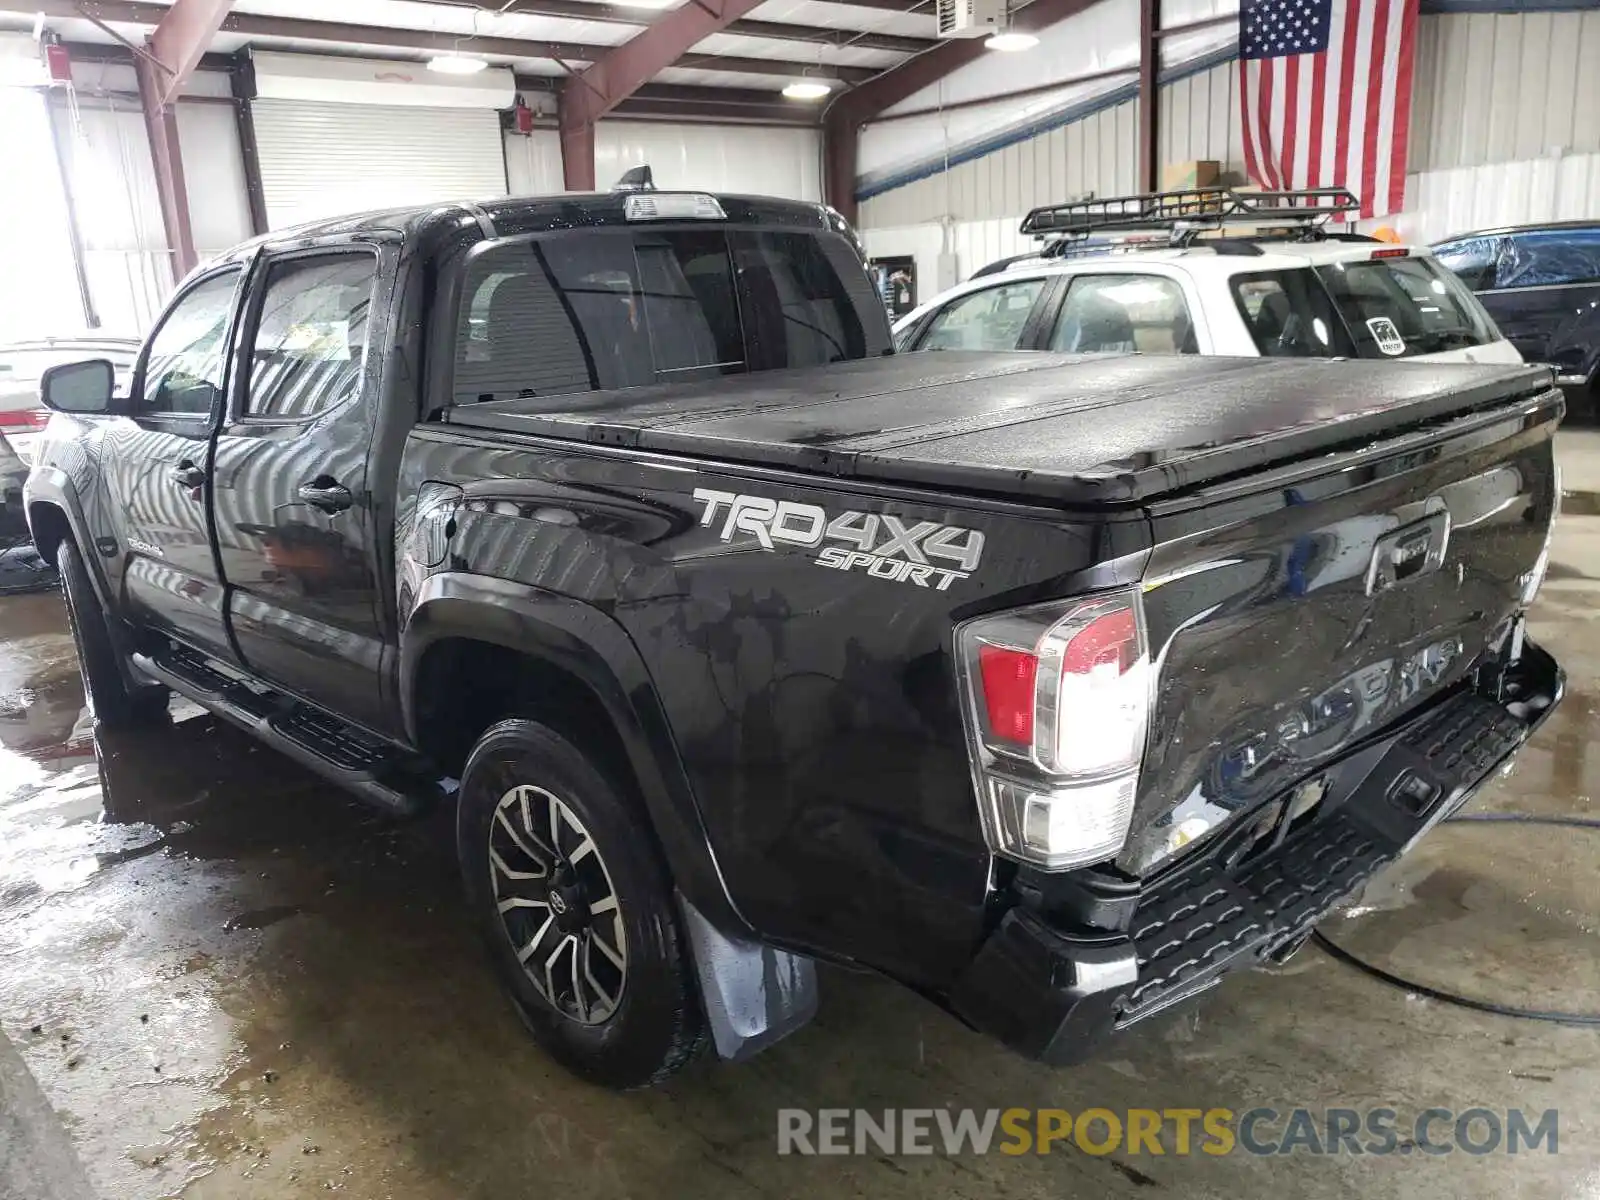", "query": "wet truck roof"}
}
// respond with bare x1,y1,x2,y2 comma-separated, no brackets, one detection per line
443,352,1555,506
